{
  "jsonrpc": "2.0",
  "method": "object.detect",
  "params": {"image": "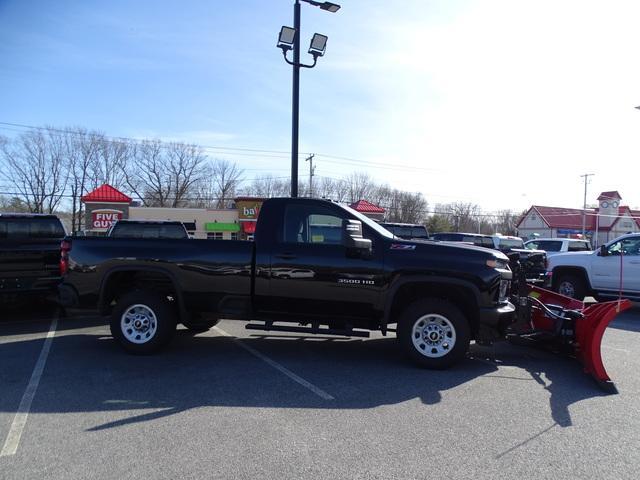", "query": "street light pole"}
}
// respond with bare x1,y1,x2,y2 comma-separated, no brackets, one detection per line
277,1,339,198
291,0,301,198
